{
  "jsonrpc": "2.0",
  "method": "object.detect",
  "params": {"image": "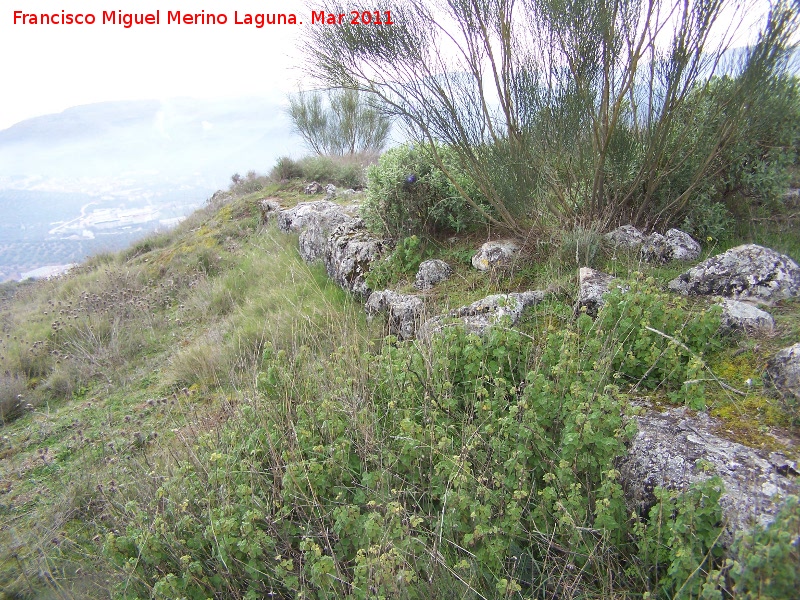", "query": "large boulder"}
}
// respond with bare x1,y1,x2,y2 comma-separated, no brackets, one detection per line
324,219,392,298
298,212,356,263
718,298,774,335
414,259,453,290
605,225,646,249
764,342,800,406
577,267,617,316
472,240,520,271
418,291,545,339
365,290,424,340
668,244,800,303
617,406,800,540
641,228,701,263
277,200,345,233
